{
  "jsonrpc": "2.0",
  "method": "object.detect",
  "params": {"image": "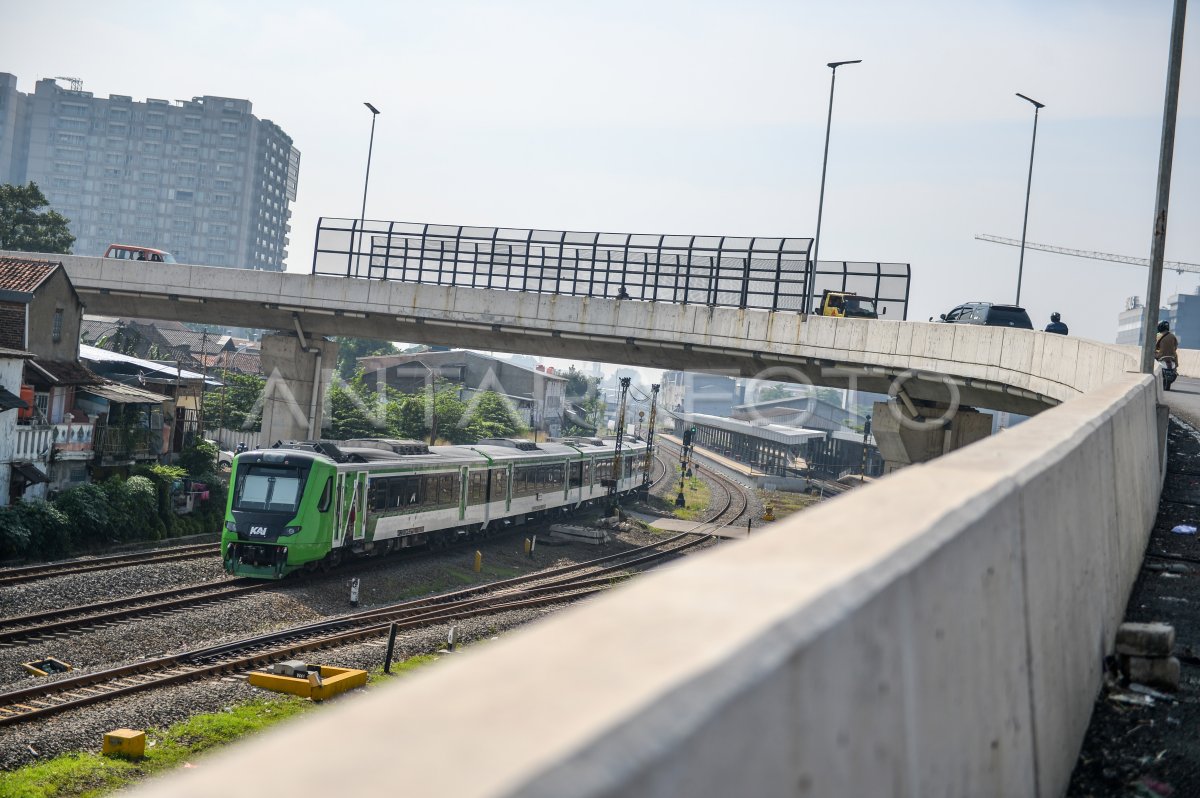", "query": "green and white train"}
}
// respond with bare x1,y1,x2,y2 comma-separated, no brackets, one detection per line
221,437,649,579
